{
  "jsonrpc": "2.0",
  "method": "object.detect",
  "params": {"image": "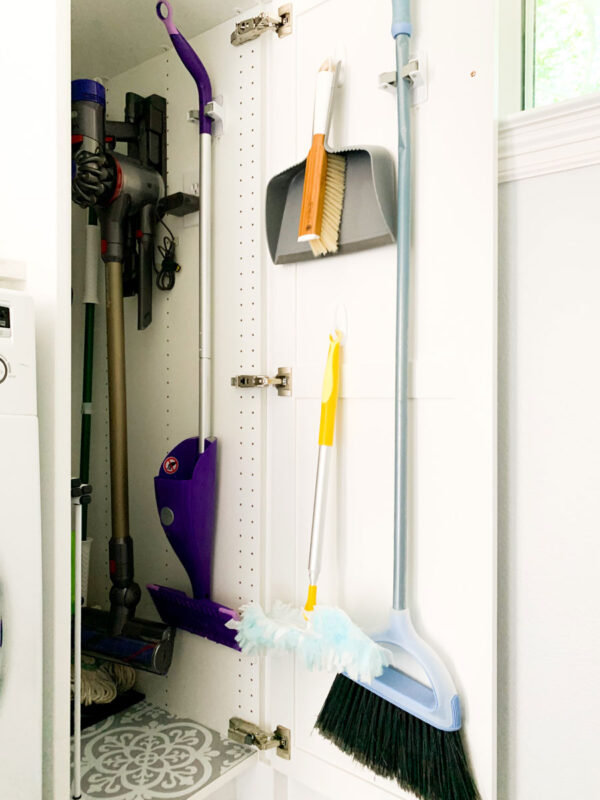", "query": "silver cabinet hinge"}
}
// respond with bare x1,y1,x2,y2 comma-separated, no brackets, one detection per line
231,4,293,46
231,366,292,397
228,717,291,760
